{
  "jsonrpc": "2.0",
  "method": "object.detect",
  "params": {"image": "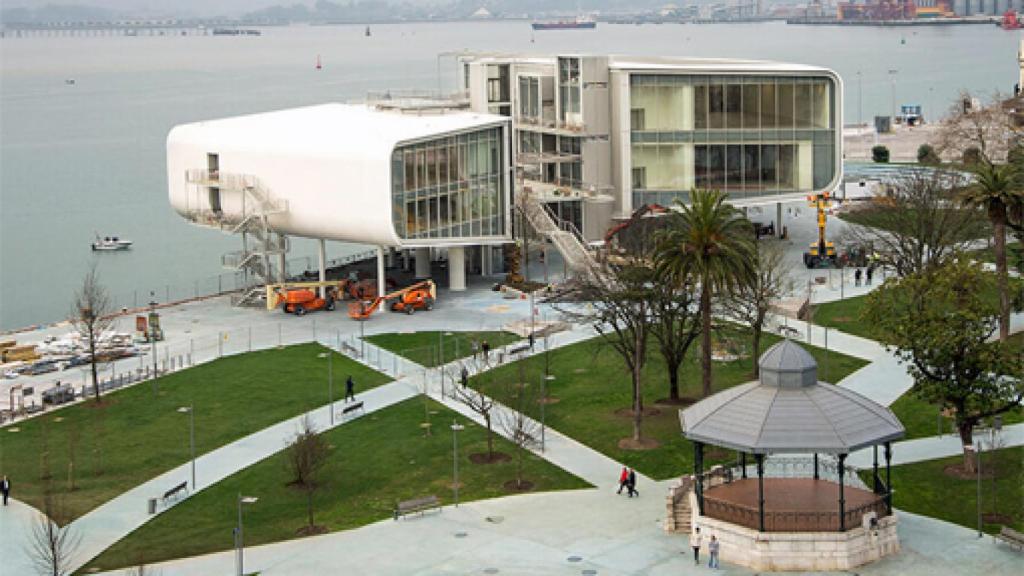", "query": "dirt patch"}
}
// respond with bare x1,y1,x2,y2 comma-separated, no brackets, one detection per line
833,316,855,323
469,451,511,464
943,463,995,480
296,525,328,537
613,407,661,418
538,396,561,405
982,512,1015,525
653,397,698,407
618,437,661,451
503,479,535,492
